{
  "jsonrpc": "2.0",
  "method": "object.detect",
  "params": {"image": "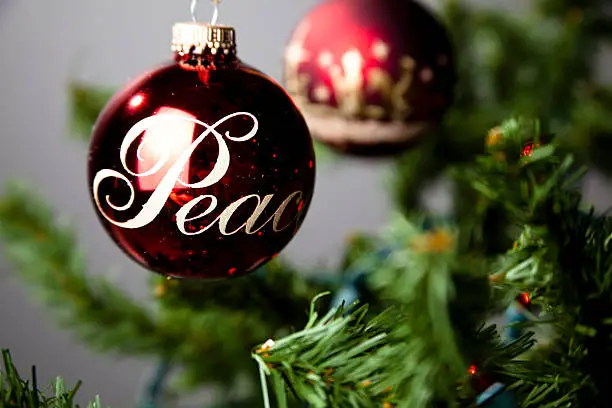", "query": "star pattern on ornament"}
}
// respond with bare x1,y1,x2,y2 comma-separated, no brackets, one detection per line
318,51,334,68
313,85,331,102
372,40,390,61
